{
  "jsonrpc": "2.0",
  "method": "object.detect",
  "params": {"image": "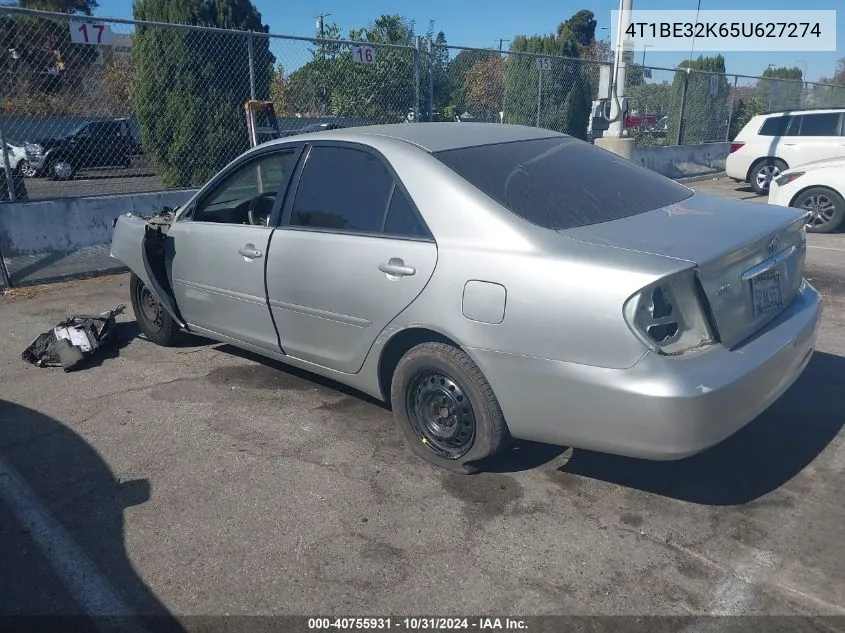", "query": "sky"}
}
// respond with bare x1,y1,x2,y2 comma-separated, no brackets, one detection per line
96,0,843,83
